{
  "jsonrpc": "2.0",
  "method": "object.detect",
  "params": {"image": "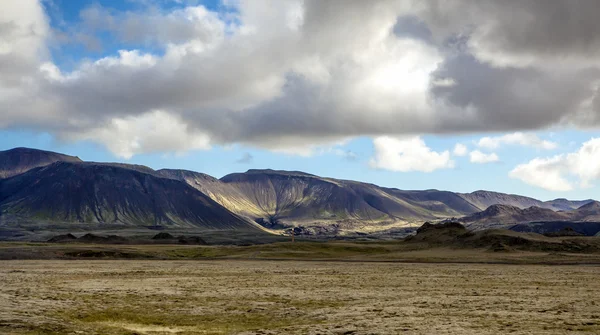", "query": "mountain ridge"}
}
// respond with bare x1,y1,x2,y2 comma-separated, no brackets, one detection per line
0,147,597,233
